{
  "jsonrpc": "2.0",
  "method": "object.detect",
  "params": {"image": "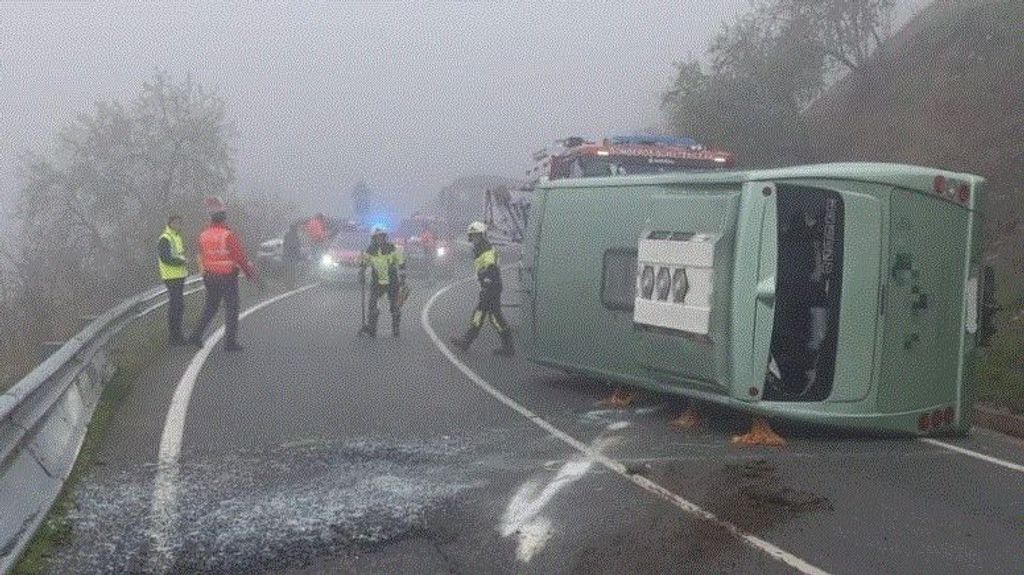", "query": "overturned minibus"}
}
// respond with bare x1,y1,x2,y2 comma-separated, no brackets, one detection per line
519,163,992,435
